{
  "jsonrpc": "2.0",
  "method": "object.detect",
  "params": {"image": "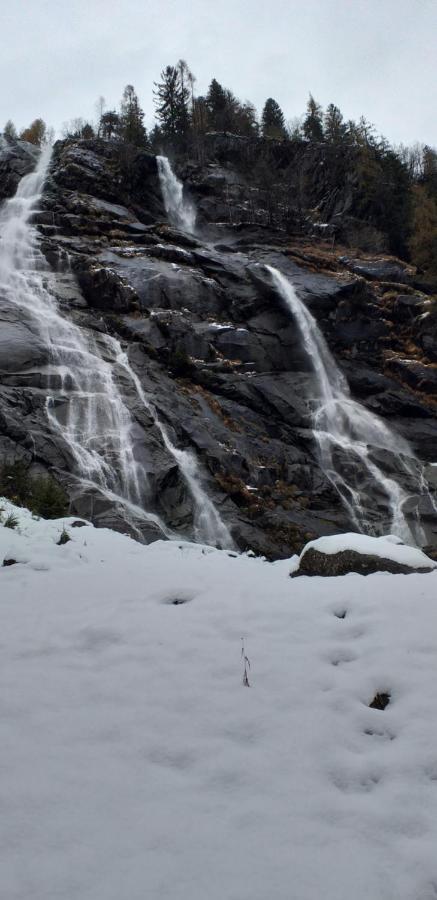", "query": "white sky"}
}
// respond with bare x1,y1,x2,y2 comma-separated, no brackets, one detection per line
1,0,436,146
